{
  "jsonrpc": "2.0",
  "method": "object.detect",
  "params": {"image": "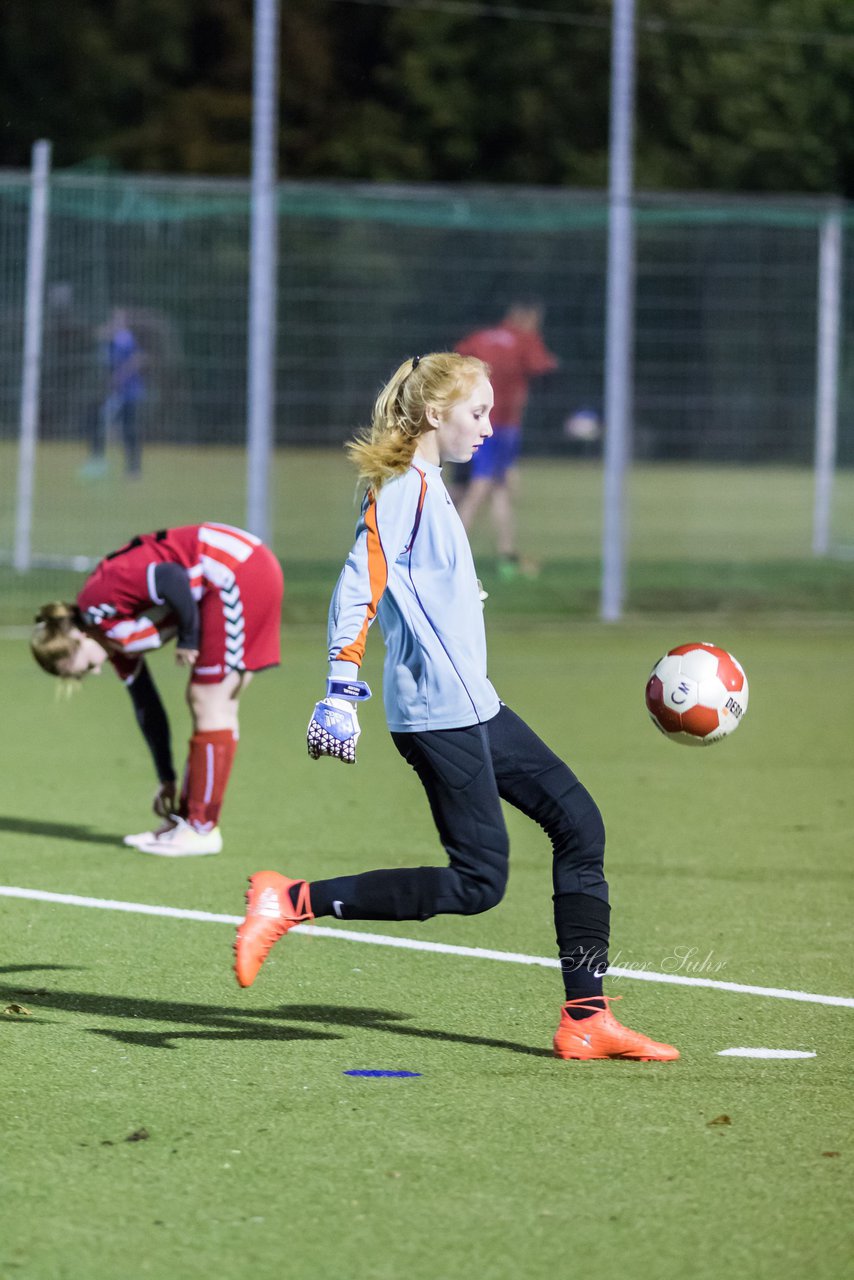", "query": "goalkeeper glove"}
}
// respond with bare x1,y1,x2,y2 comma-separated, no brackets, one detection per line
307,679,372,764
